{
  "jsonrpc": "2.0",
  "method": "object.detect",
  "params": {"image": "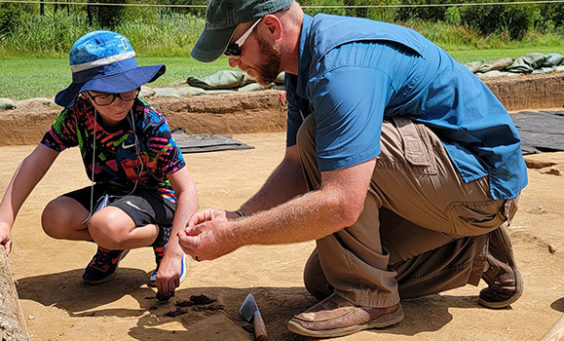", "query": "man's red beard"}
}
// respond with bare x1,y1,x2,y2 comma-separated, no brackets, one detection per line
253,35,282,86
